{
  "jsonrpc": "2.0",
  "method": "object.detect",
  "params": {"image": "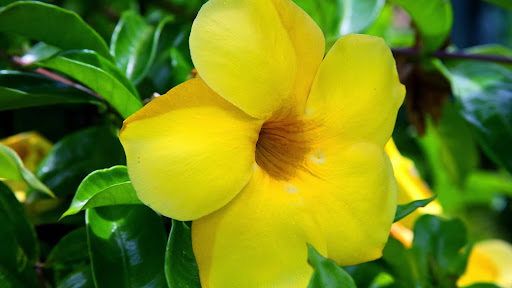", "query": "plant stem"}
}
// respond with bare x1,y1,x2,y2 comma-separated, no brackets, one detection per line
392,47,512,64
